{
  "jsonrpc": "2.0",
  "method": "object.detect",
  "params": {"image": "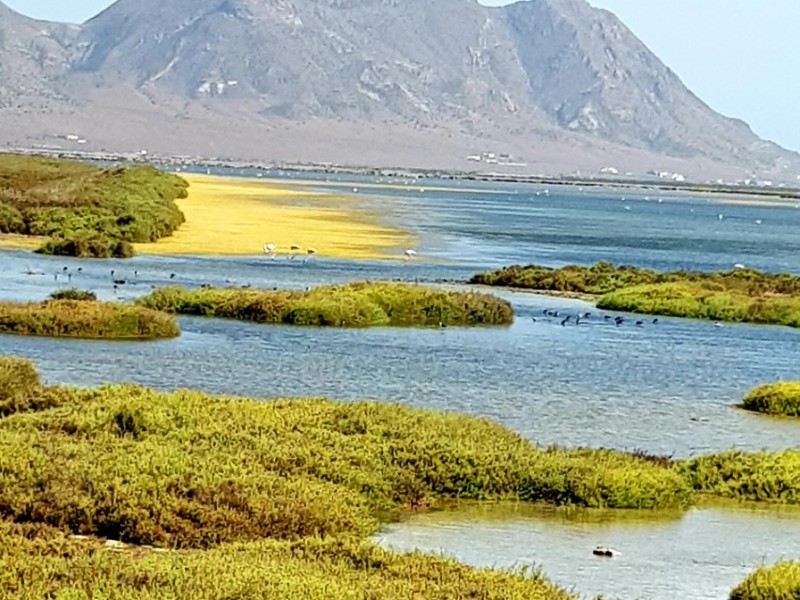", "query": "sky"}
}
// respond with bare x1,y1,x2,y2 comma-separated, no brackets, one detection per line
6,0,799,152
